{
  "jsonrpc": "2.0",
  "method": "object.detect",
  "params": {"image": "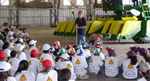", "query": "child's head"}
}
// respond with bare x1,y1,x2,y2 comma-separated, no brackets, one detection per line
130,46,138,53
42,44,50,53
93,48,100,56
66,44,71,50
58,48,66,55
0,62,11,80
54,41,60,46
54,44,60,51
95,44,103,52
23,28,27,33
72,45,77,50
15,44,25,53
76,47,83,56
139,63,150,80
9,36,14,42
78,11,84,19
10,26,16,32
3,42,11,50
50,46,55,53
0,51,6,61
59,68,71,81
126,51,137,65
60,53,70,62
15,60,29,75
139,48,147,56
30,49,39,58
3,22,8,27
82,42,90,49
4,28,9,33
108,49,116,57
18,26,23,31
68,47,75,56
10,50,18,58
41,60,52,73
29,40,37,47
